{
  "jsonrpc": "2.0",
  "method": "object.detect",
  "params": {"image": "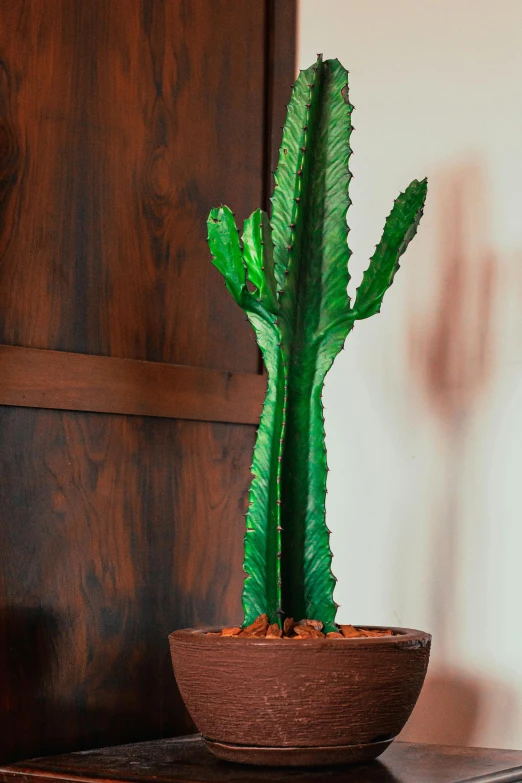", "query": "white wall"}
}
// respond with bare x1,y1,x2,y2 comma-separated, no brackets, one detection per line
299,0,522,750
